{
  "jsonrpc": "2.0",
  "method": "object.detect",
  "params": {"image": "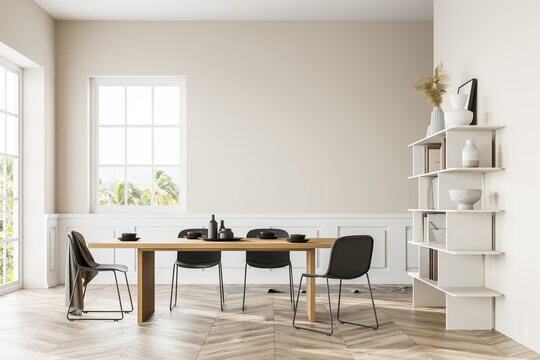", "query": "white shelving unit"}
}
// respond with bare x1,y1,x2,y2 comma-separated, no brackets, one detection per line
408,125,504,330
